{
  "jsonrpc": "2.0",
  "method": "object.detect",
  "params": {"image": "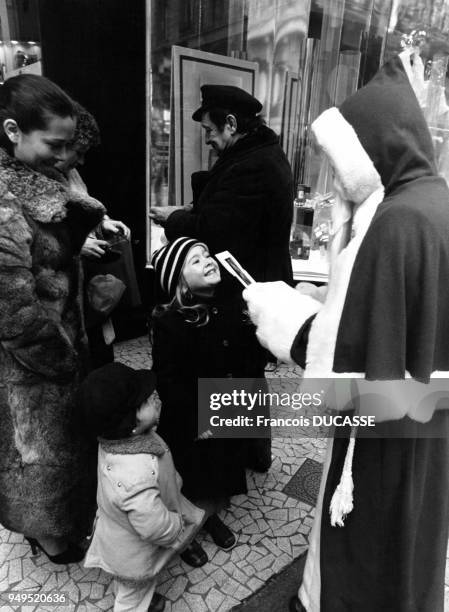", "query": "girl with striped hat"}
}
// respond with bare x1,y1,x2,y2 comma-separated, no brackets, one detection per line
150,237,266,567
